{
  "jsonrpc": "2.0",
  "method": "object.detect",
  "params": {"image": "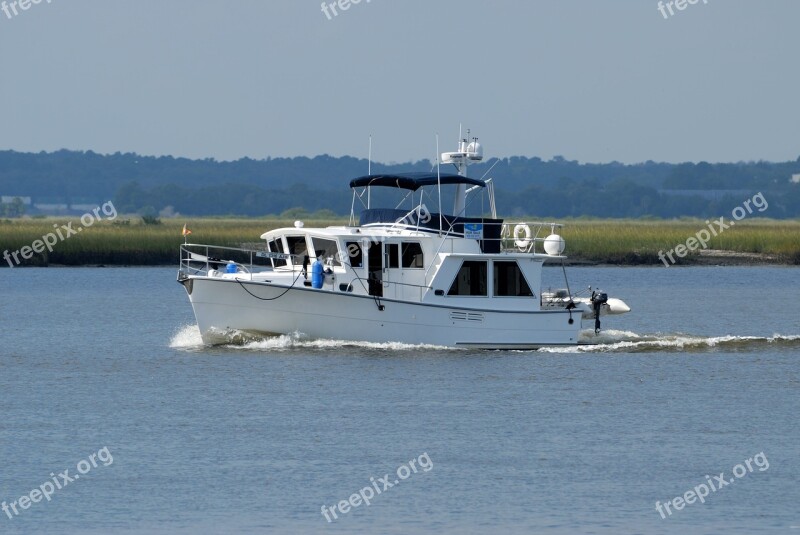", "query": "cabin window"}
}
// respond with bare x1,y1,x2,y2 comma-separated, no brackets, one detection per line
493,261,533,297
401,242,424,268
311,237,342,267
285,236,309,264
447,261,487,296
345,242,363,268
267,238,287,267
387,243,399,268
